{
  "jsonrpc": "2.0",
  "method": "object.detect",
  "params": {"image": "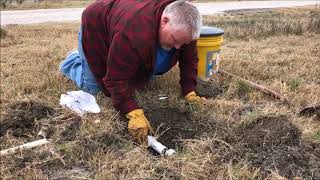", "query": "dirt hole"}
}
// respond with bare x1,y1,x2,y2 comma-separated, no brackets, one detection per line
298,104,320,121
145,107,207,149
196,76,227,98
0,101,55,138
239,116,320,179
